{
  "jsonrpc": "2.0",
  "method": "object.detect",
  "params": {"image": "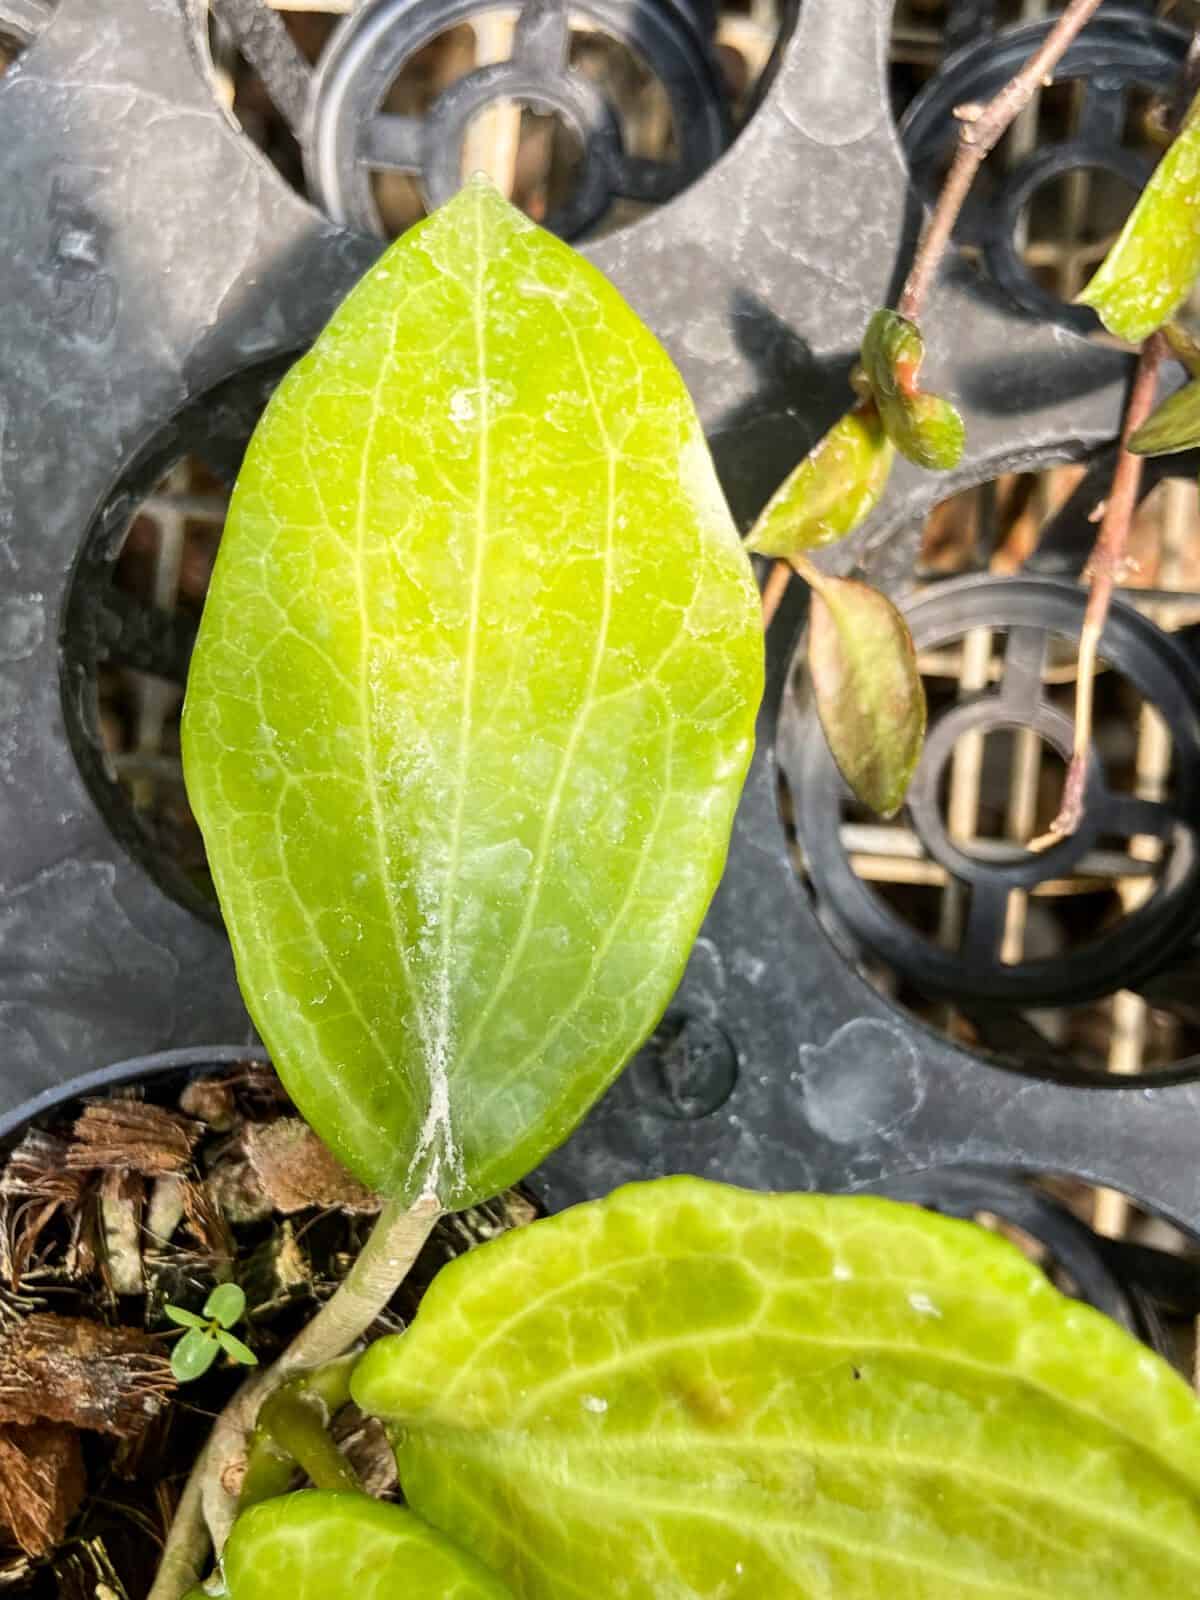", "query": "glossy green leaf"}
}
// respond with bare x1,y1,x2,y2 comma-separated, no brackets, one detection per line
182,179,763,1210
216,1328,259,1366
804,569,925,816
1078,90,1200,342
354,1175,1200,1599
744,407,895,557
206,1282,247,1327
163,1304,206,1330
171,1327,218,1384
860,309,965,470
1129,376,1200,455
223,1492,512,1600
